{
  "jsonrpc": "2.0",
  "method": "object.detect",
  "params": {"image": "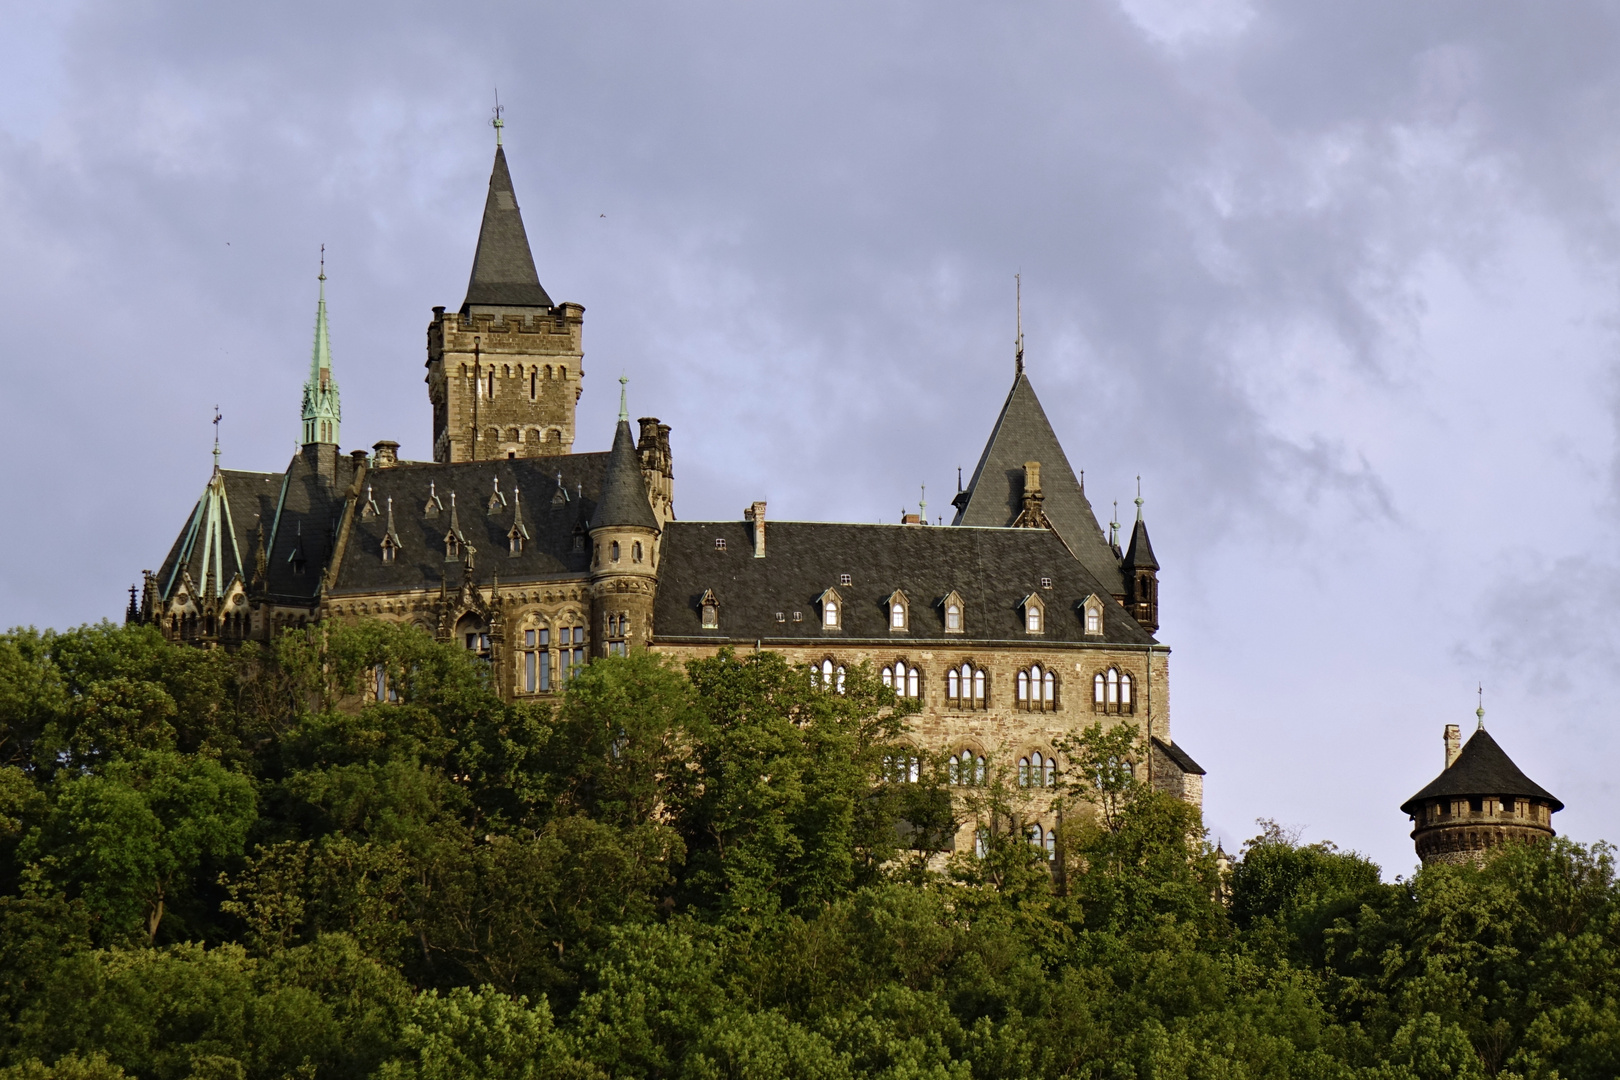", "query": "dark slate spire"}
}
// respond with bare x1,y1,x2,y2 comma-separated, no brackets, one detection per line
1401,728,1563,815
589,418,659,532
1123,489,1158,572
952,372,1124,594
463,146,553,310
